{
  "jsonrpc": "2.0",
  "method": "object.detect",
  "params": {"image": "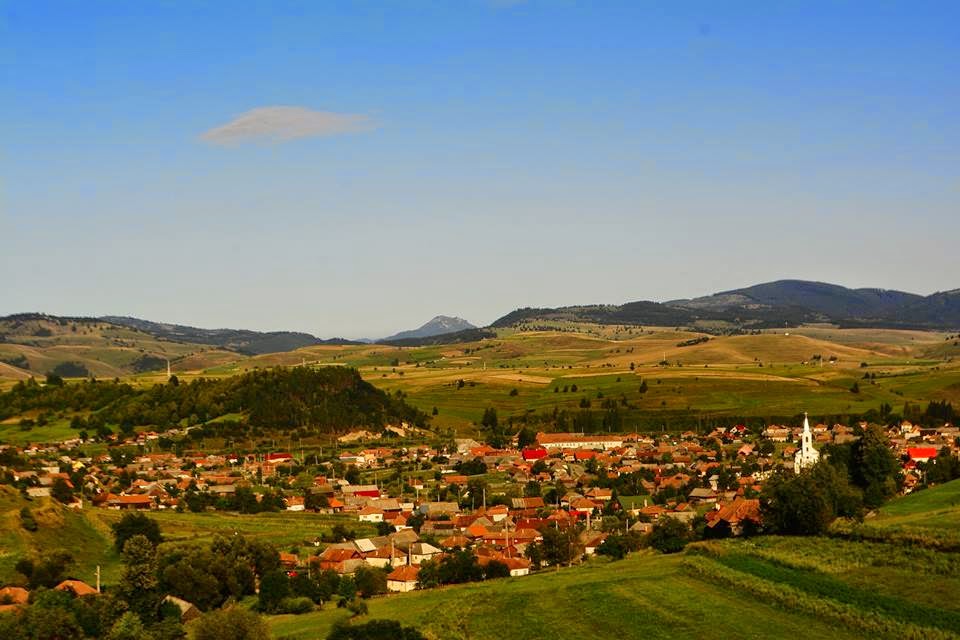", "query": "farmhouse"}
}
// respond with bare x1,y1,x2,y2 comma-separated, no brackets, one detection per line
386,565,420,592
